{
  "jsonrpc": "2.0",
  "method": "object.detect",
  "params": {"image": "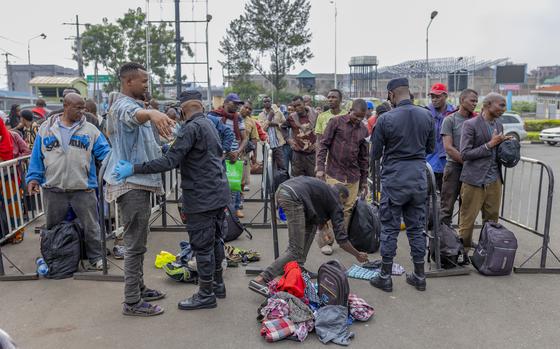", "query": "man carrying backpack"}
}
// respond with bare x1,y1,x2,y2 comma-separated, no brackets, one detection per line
248,176,368,297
